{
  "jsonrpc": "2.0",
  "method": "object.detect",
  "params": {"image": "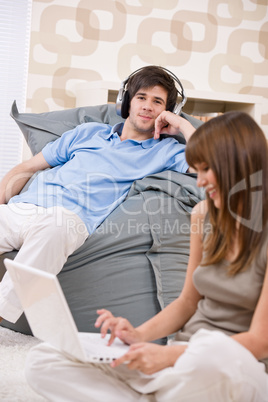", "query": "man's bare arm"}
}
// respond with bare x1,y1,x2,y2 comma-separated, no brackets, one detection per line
154,111,196,142
0,152,51,204
153,111,197,173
